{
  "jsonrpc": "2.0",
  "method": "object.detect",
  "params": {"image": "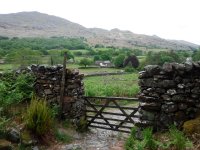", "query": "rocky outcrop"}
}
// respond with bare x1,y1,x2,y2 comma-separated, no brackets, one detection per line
137,62,200,130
